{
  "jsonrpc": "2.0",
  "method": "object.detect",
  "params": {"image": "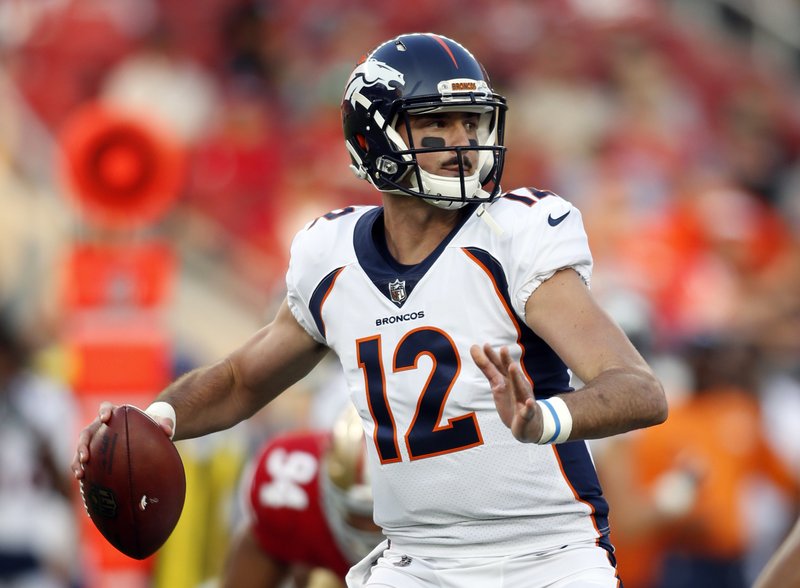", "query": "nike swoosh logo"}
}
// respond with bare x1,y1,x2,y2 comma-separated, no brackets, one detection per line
548,211,570,226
